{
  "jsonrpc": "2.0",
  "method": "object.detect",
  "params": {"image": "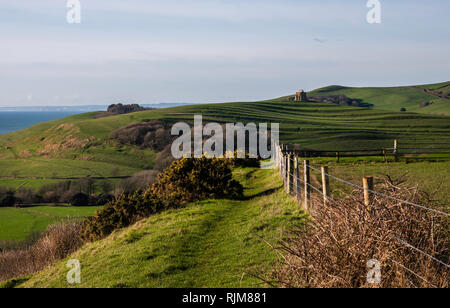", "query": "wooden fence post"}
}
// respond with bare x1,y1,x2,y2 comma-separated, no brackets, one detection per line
394,139,399,162
285,154,289,192
321,166,330,206
278,145,282,175
287,154,292,194
304,160,310,211
363,176,374,206
336,151,340,163
295,156,301,203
